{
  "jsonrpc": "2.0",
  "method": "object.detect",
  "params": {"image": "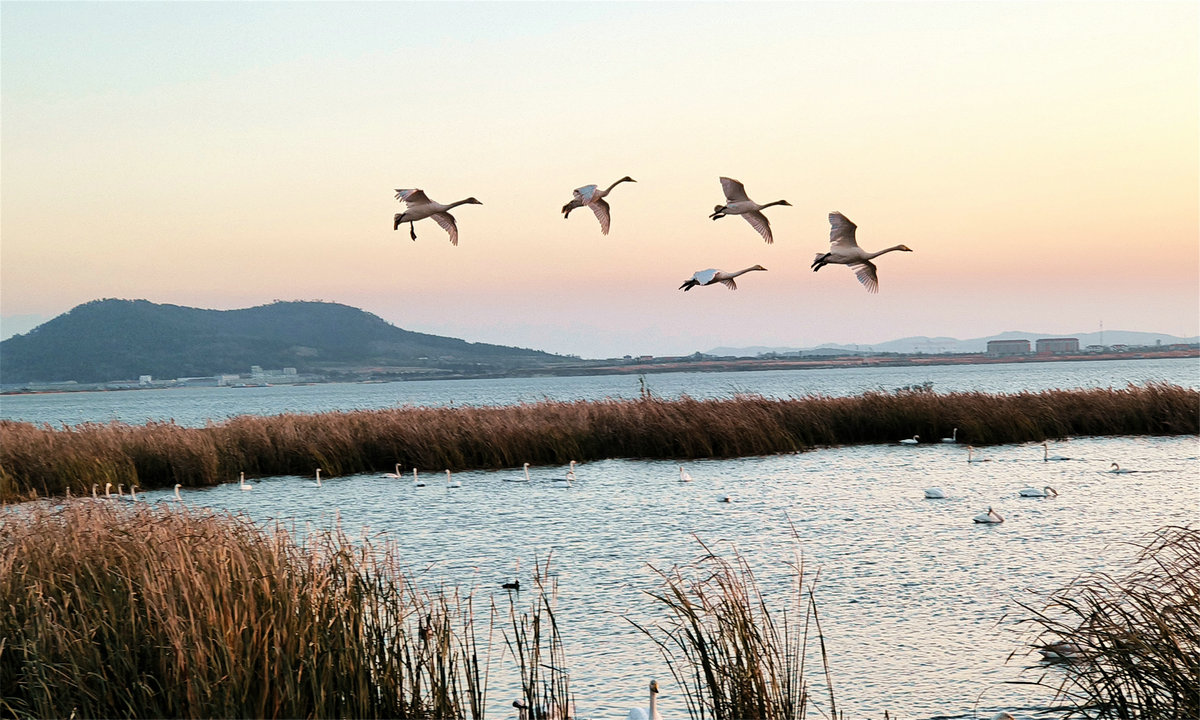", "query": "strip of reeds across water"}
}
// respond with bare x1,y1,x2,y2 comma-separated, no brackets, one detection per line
1,383,1196,501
